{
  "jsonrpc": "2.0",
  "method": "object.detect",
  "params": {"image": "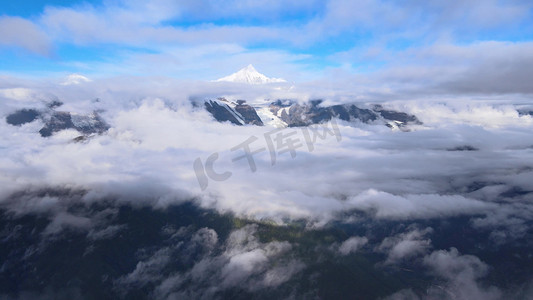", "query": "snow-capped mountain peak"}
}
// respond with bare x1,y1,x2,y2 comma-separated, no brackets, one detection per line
216,64,286,84
61,74,92,85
